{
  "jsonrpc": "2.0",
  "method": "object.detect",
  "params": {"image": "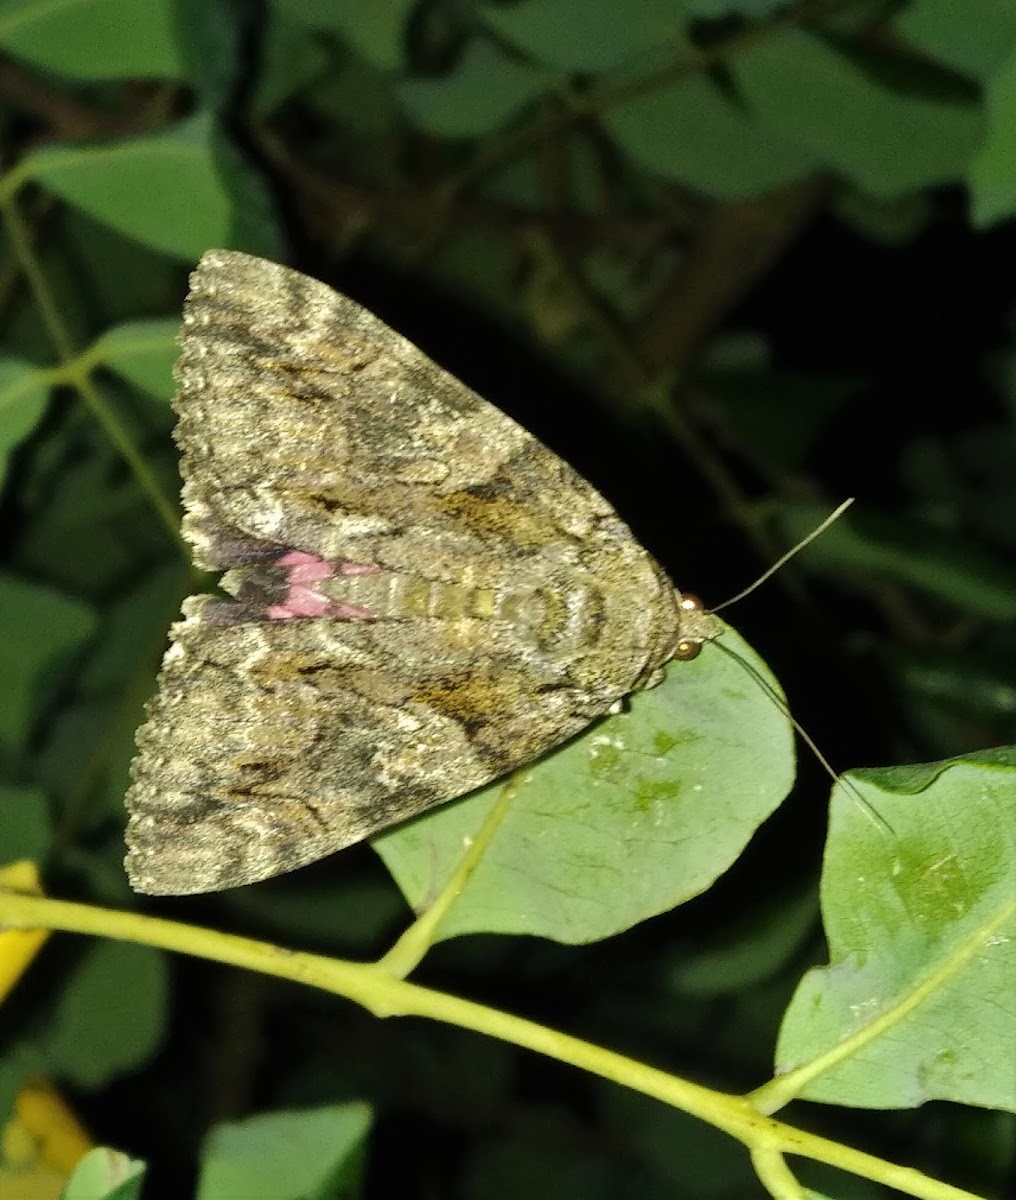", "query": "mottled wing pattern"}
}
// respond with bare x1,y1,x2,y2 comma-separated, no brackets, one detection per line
125,251,718,894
